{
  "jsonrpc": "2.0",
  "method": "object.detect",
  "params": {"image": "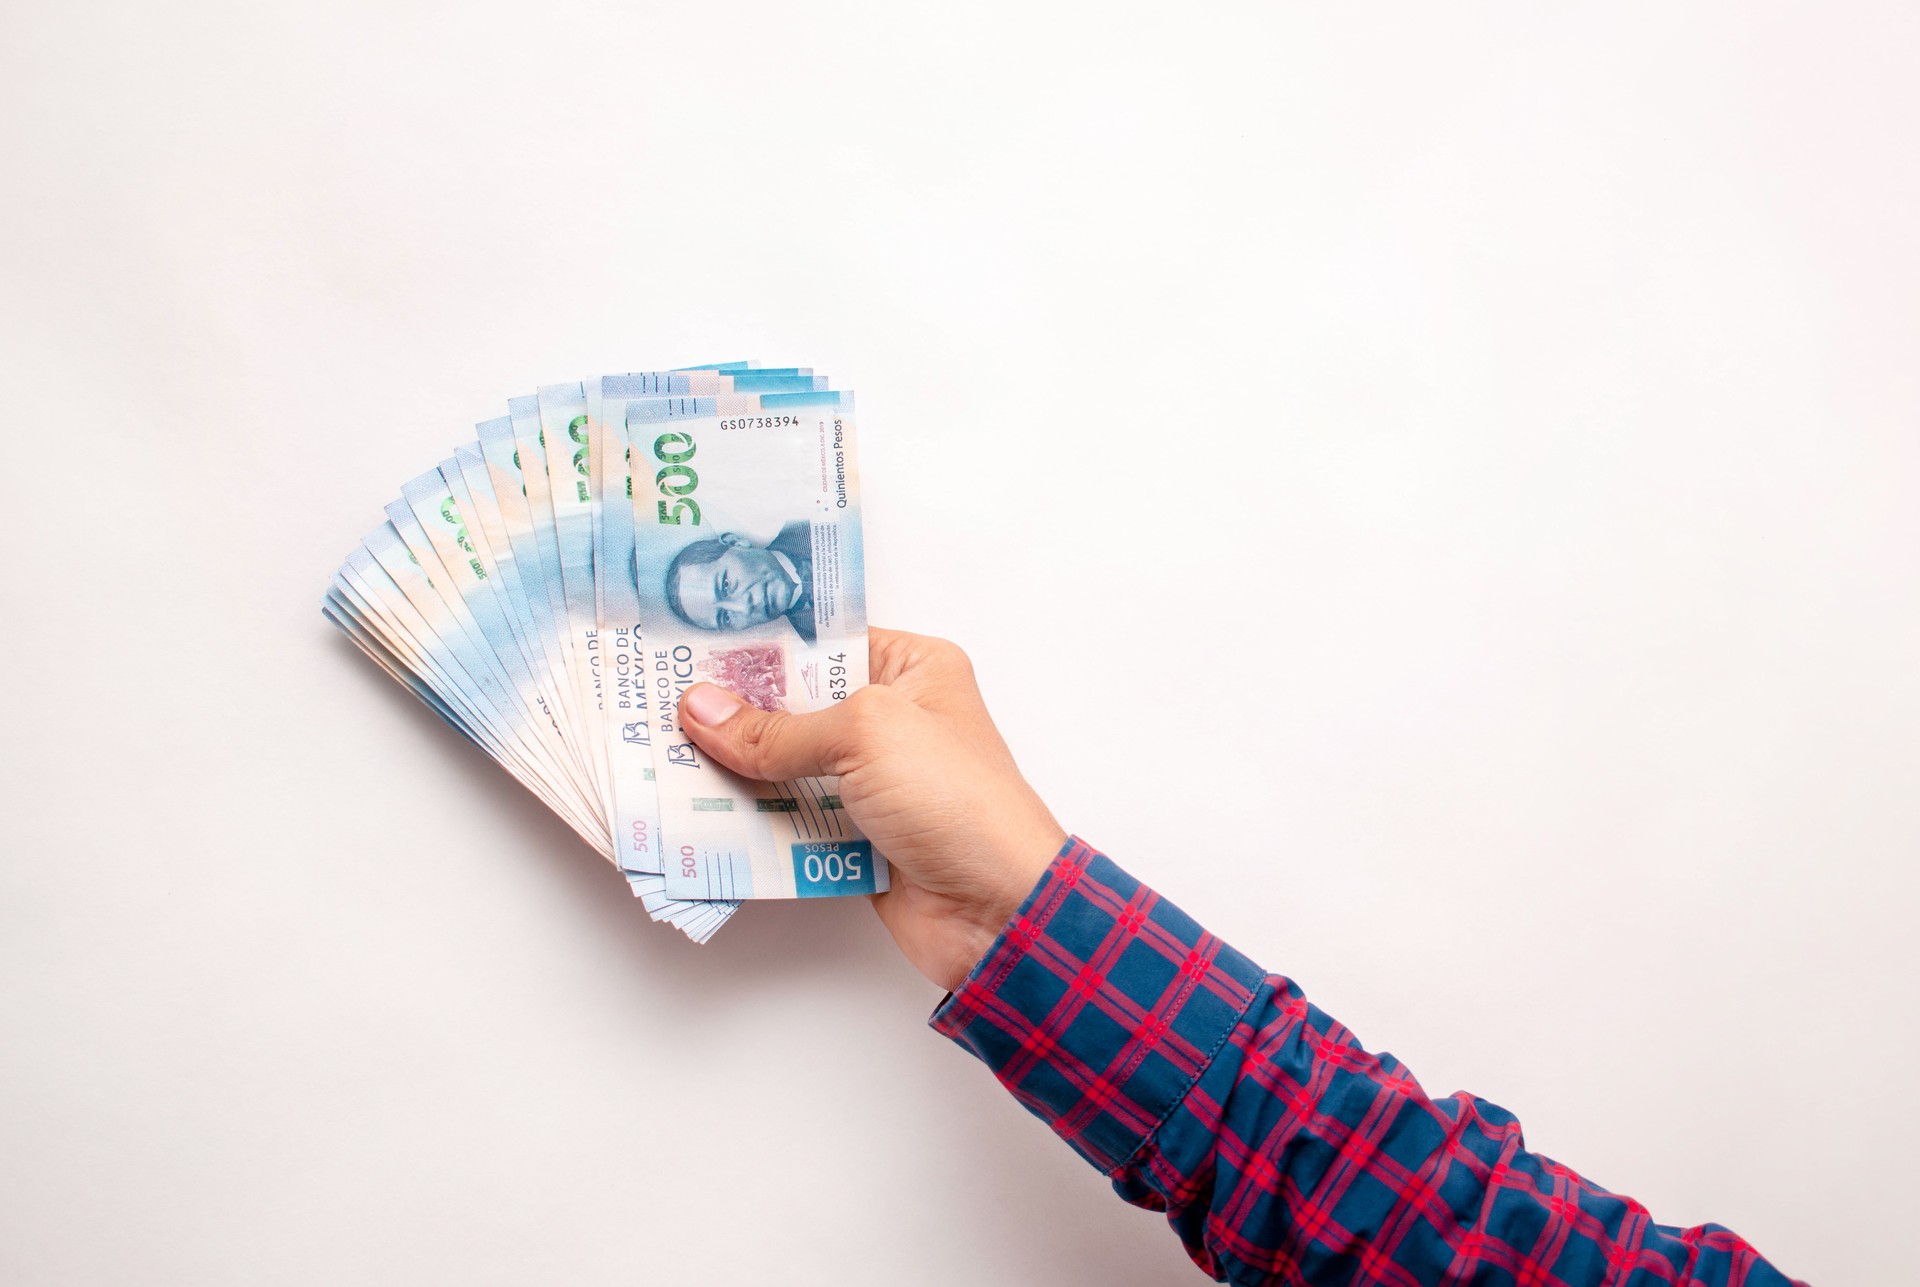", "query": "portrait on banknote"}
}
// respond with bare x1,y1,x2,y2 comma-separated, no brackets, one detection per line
659,520,819,645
